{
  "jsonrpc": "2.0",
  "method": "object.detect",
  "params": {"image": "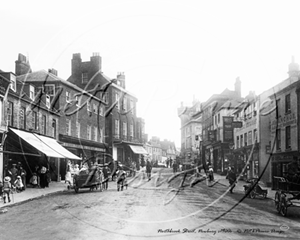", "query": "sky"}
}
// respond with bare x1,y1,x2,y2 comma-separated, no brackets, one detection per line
1,0,300,148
